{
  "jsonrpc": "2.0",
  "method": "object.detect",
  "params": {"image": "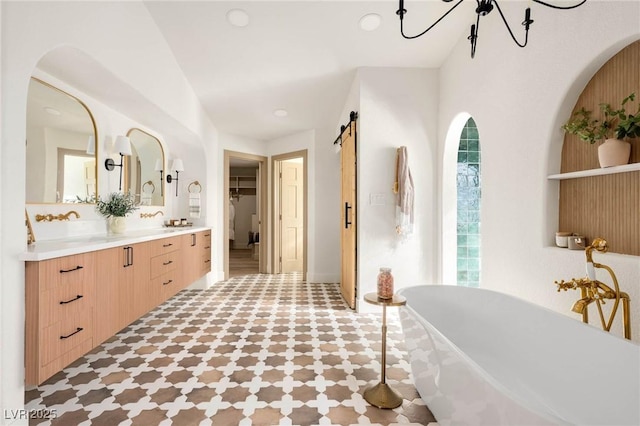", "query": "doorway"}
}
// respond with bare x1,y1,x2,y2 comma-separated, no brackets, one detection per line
224,151,268,279
272,150,307,276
